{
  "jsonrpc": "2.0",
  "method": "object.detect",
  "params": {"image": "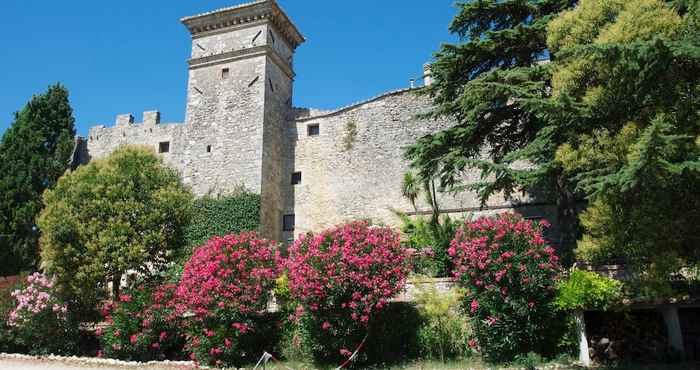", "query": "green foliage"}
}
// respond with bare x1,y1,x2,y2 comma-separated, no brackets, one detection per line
38,145,193,310
547,0,700,293
555,270,623,311
184,192,260,253
0,84,76,275
414,283,472,362
398,214,457,277
405,0,581,251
